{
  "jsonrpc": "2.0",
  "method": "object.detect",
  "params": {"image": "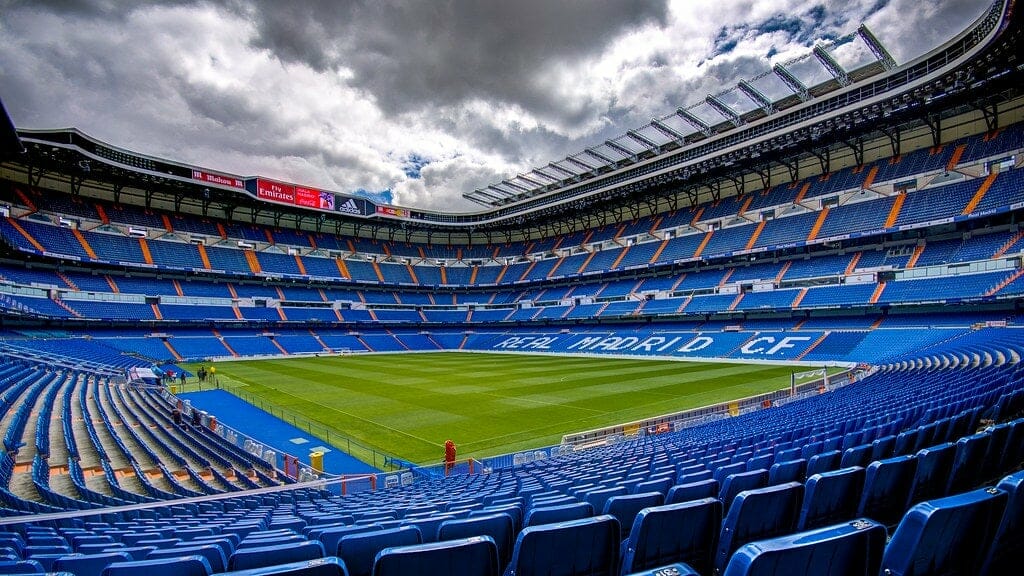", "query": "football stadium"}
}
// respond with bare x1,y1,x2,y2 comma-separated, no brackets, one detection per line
0,0,1022,574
